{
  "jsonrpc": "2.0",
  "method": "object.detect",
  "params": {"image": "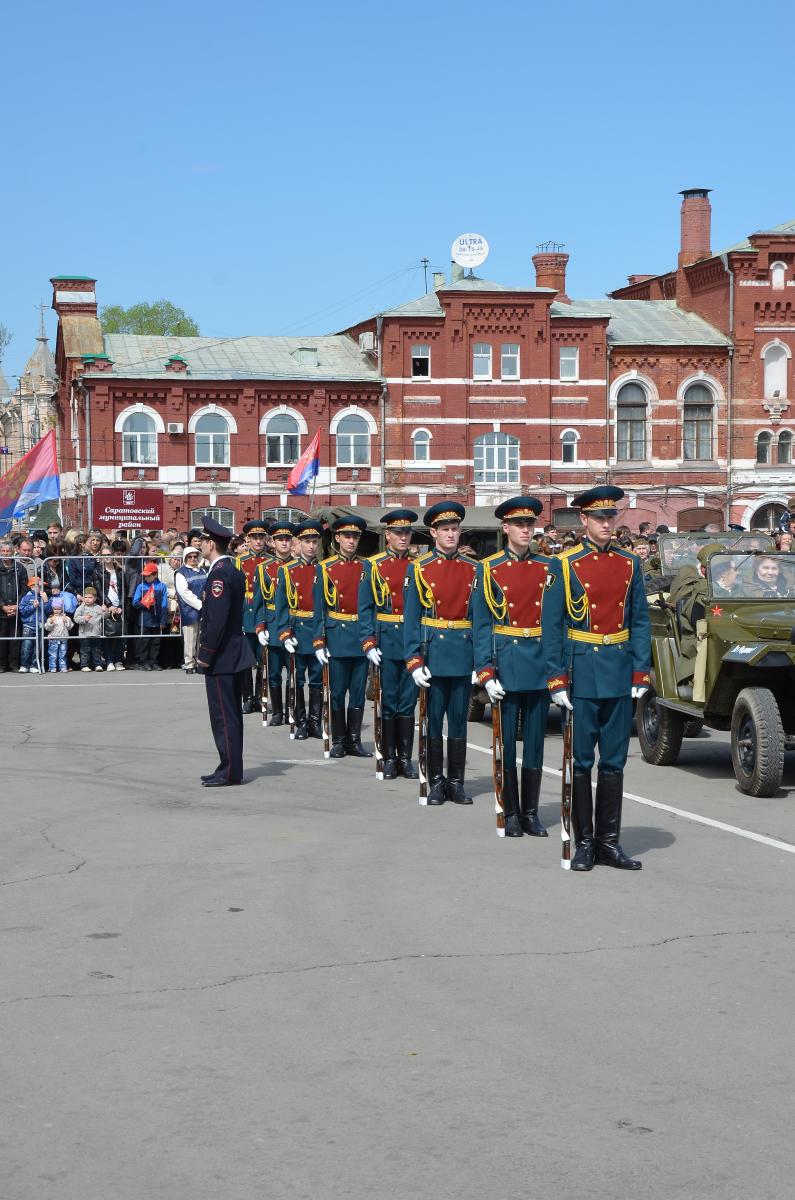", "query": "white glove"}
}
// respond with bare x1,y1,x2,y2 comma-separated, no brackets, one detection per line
412,665,432,688
283,637,298,654
257,630,269,646
551,689,573,711
366,647,382,667
631,685,649,700
315,647,329,666
485,678,506,704
471,670,479,684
